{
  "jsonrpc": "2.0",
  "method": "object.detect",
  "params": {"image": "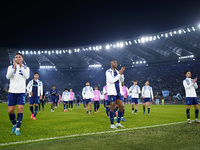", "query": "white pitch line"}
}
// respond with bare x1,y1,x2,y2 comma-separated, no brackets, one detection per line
0,120,187,146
